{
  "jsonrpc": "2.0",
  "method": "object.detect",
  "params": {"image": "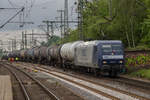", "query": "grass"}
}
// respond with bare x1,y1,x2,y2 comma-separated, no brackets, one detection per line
129,69,150,79
125,45,150,51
